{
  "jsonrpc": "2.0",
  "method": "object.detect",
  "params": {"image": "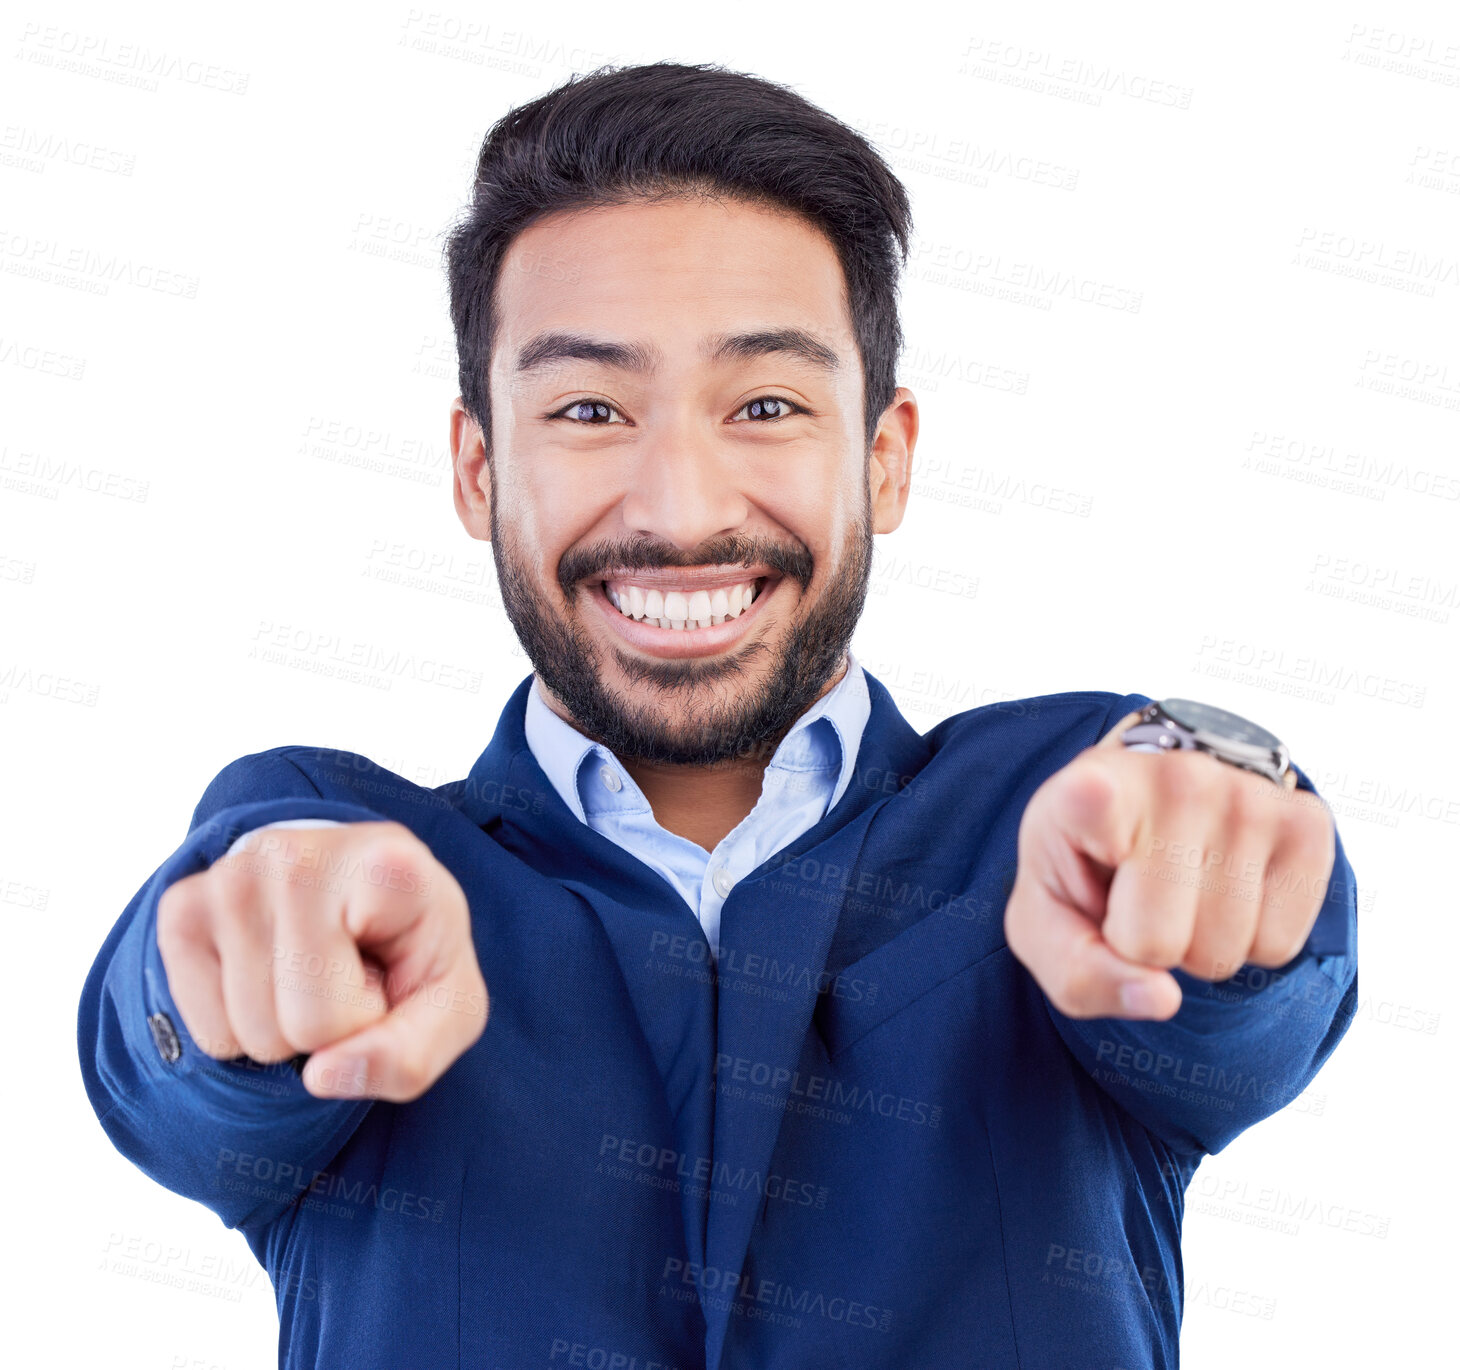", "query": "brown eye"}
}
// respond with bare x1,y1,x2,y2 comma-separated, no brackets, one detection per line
549,399,627,424
731,395,804,423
